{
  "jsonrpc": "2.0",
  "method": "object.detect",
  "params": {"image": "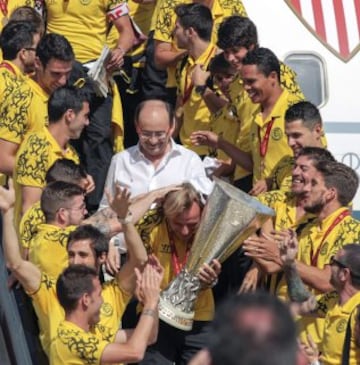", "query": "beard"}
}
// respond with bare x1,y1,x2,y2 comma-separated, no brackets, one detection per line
304,198,325,214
